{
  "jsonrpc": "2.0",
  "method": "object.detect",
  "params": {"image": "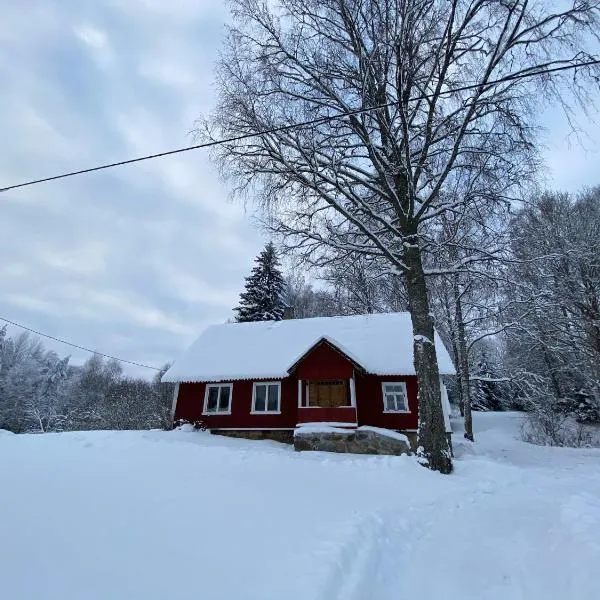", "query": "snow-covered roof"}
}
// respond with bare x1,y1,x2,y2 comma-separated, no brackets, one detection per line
163,312,455,383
